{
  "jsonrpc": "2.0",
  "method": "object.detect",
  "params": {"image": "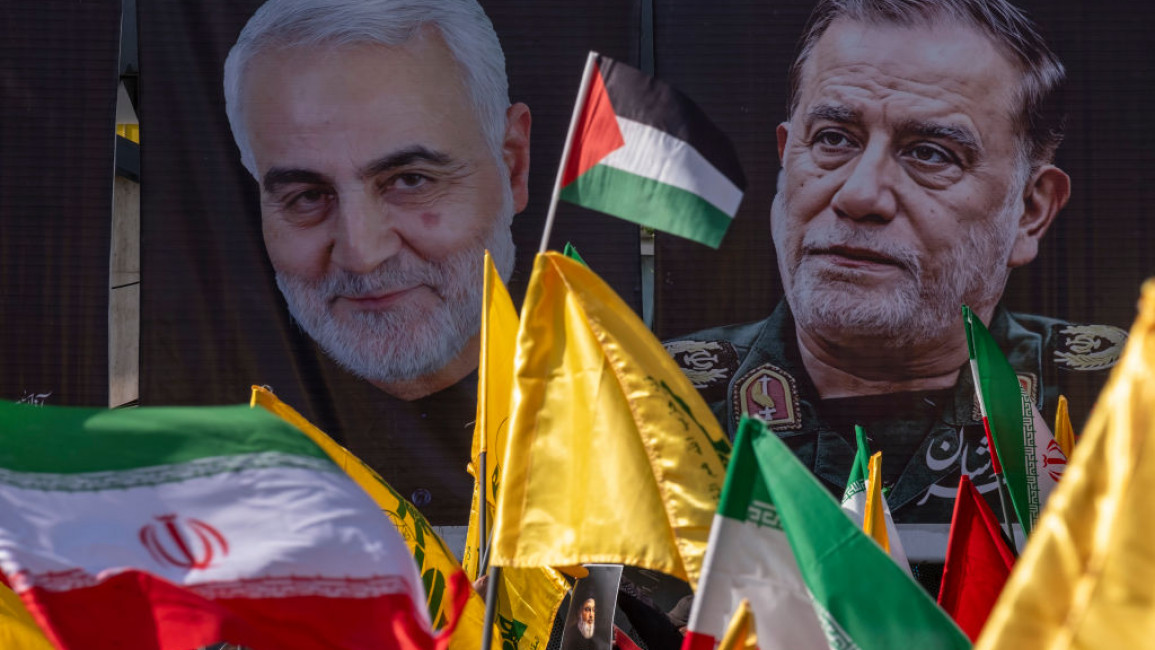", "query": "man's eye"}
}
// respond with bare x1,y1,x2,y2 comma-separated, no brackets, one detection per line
287,188,332,209
392,173,430,190
907,144,955,166
813,130,855,149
